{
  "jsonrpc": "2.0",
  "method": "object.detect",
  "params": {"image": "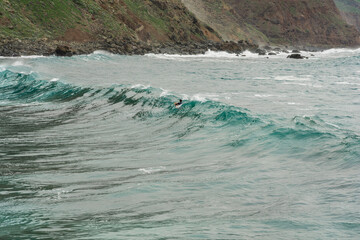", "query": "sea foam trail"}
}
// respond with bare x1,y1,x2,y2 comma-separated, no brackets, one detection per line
145,50,288,60
145,48,360,60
